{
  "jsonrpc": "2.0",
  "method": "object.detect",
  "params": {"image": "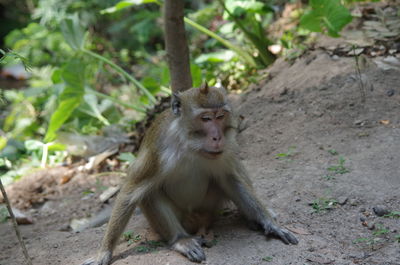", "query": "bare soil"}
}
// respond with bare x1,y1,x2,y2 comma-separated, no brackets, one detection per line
1,46,399,265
